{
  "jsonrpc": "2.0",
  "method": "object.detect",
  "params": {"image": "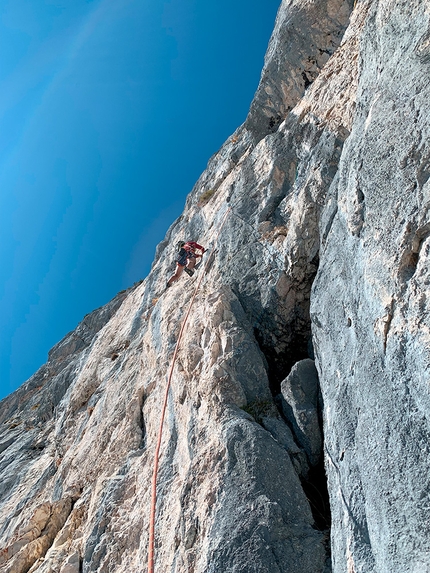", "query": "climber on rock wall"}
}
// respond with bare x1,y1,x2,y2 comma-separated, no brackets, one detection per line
166,240,205,288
